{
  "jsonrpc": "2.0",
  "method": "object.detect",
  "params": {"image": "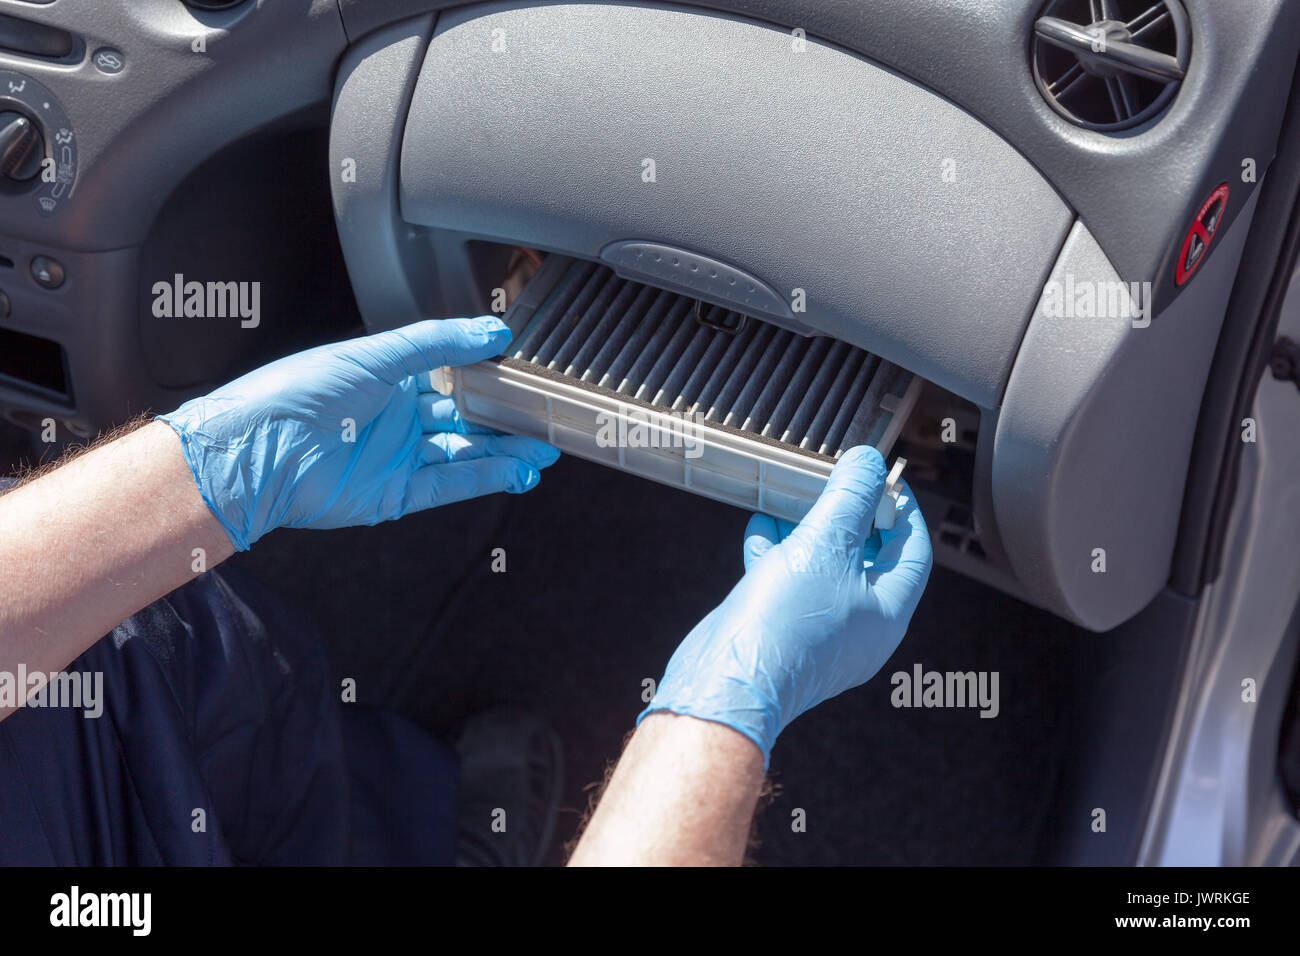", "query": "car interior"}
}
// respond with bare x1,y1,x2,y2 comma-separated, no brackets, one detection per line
2,0,1300,865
